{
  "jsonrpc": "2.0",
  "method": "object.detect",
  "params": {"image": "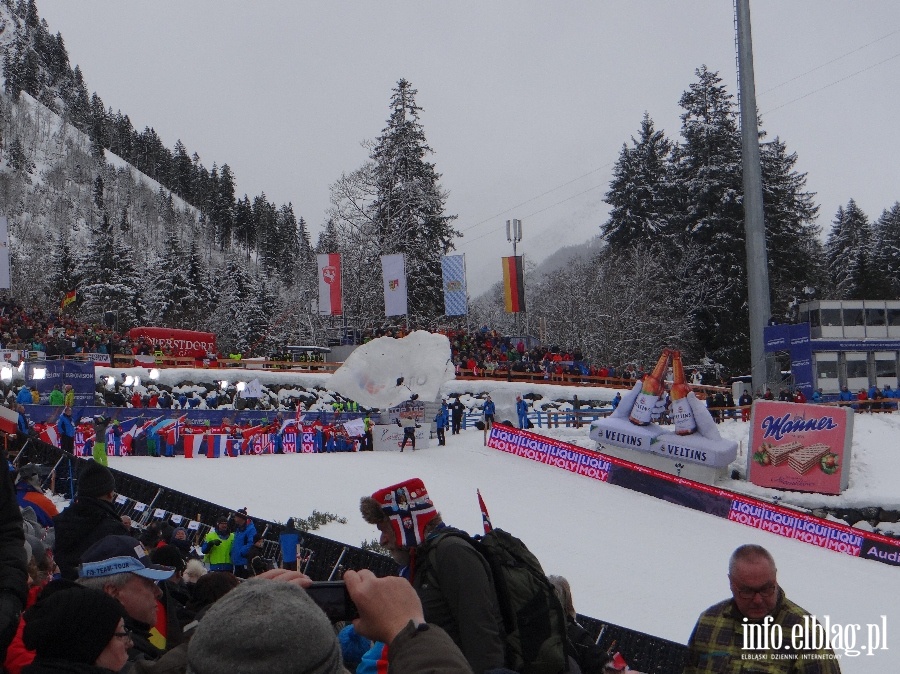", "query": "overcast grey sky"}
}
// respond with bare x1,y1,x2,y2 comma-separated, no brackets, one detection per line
37,1,900,294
